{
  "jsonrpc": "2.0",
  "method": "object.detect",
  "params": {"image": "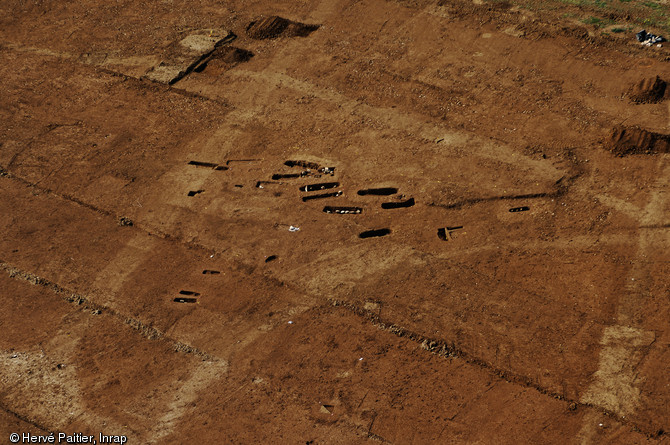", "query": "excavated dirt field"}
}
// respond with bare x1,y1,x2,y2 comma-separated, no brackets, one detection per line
1,0,669,443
